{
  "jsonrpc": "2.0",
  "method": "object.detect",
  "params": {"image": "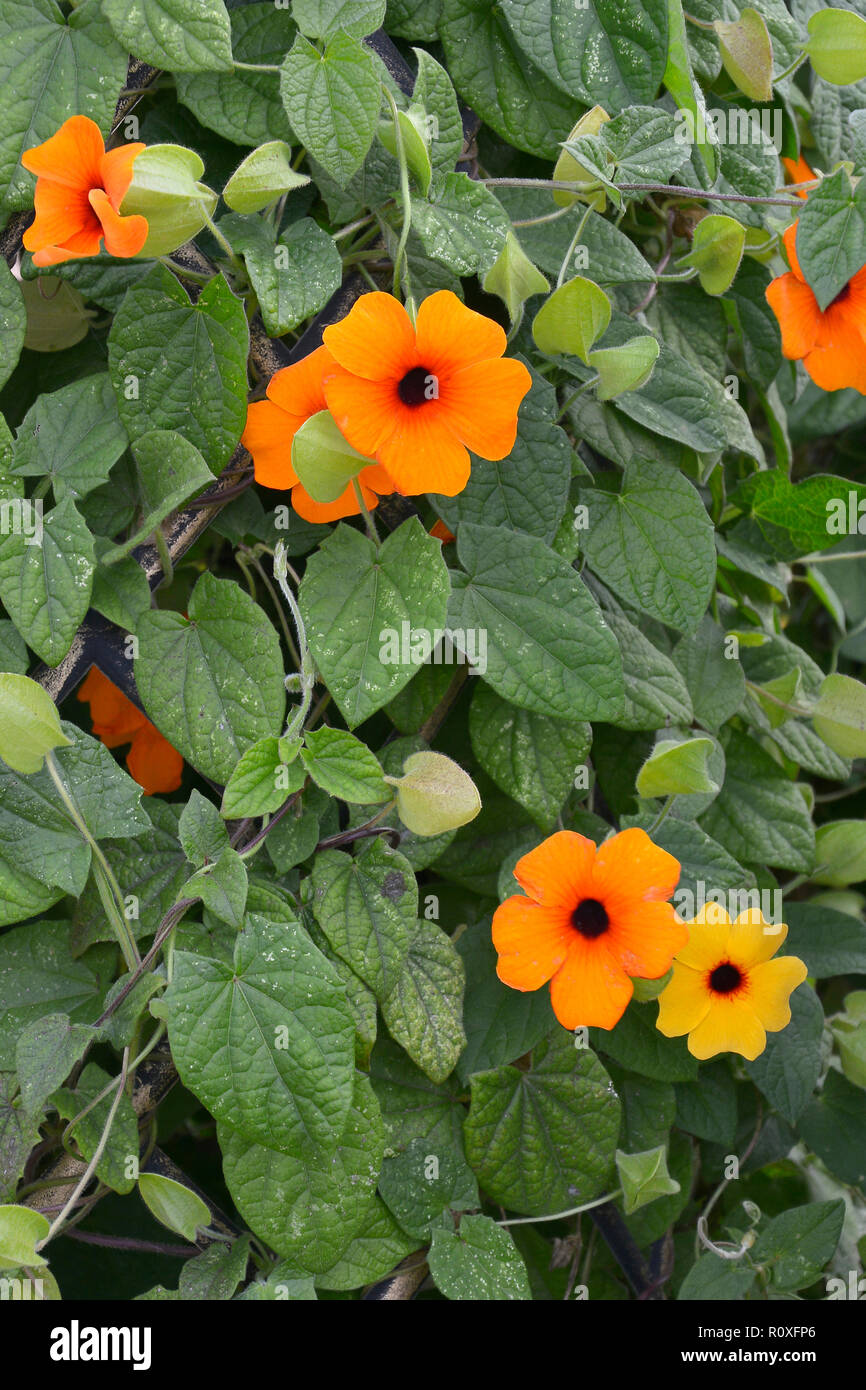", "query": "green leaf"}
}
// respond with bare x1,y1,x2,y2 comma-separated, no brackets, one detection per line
411,46,463,191
221,737,304,820
636,736,719,797
0,923,114,1067
616,1144,680,1214
429,1214,531,1300
178,1236,251,1300
314,1197,418,1292
799,1069,866,1188
0,673,71,774
700,729,816,873
279,31,381,186
175,3,293,146
464,1033,620,1216
378,107,433,196
156,914,355,1159
570,106,687,186
186,846,248,930
102,0,233,70
674,1062,738,1145
0,262,25,392
0,1205,49,1270
53,1062,139,1194
713,7,773,102
455,926,555,1083
812,673,866,758
605,338,728,453
90,544,151,633
469,683,589,829
300,729,388,805
0,1082,42,1203
670,616,746,733
390,750,480,837
751,1200,845,1292
120,144,217,259
744,984,822,1124
108,267,249,469
294,0,385,39
784,902,866,978
0,620,28,676
219,216,341,338
135,572,286,785
138,1173,212,1243
678,1251,756,1300
179,790,228,868
732,472,866,561
591,1002,698,1082
431,366,571,545
72,800,188,951
410,172,510,275
15,1013,94,1115
580,460,715,633
662,0,717,179
300,517,451,728
380,920,466,1083
532,276,611,363
498,0,668,107
0,0,127,212
311,839,416,1002
370,1038,463,1150
590,336,660,400
438,0,576,160
102,430,215,563
448,522,625,721
290,408,375,503
807,8,866,86
377,1134,479,1238
482,231,549,321
795,168,866,313
222,141,310,213
219,1072,384,1273
678,214,746,295
0,494,94,667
